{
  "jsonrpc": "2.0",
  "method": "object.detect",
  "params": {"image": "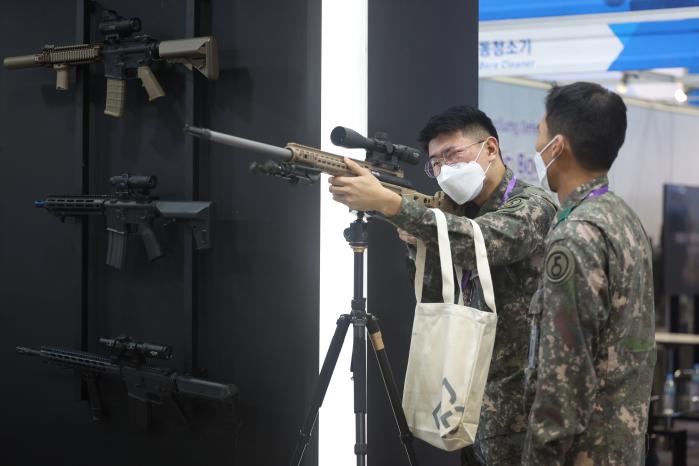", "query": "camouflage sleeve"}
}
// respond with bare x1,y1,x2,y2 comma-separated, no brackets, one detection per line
522,221,609,464
389,194,554,270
